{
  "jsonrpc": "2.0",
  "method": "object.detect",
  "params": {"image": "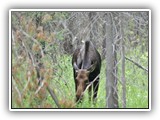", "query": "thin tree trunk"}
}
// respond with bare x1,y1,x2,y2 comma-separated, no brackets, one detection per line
104,12,118,108
89,12,97,42
120,13,126,108
102,23,106,60
121,42,126,108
